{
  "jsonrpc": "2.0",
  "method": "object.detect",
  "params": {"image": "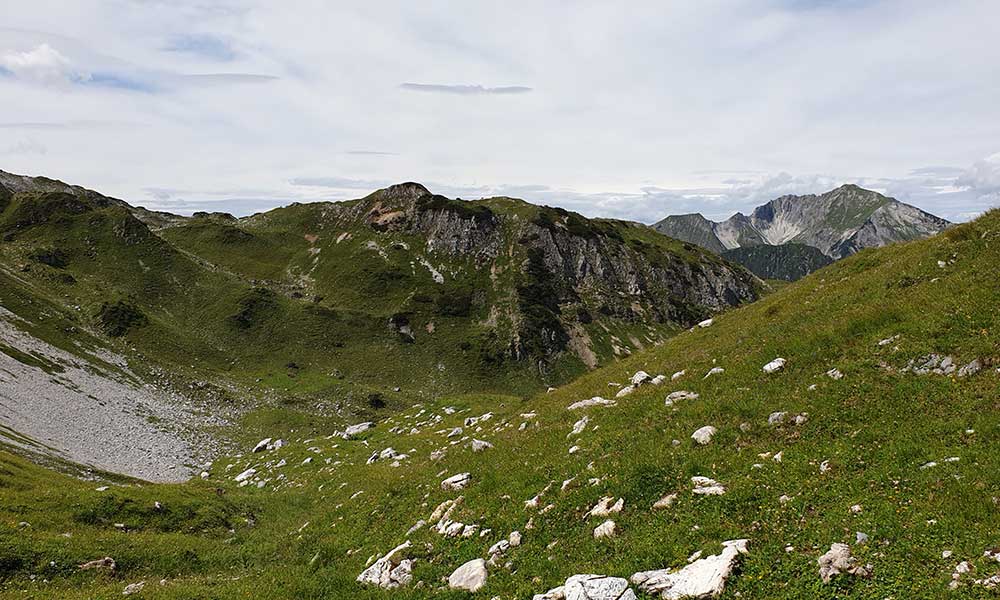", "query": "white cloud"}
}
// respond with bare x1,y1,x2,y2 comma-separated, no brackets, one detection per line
0,43,88,85
956,153,1000,194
